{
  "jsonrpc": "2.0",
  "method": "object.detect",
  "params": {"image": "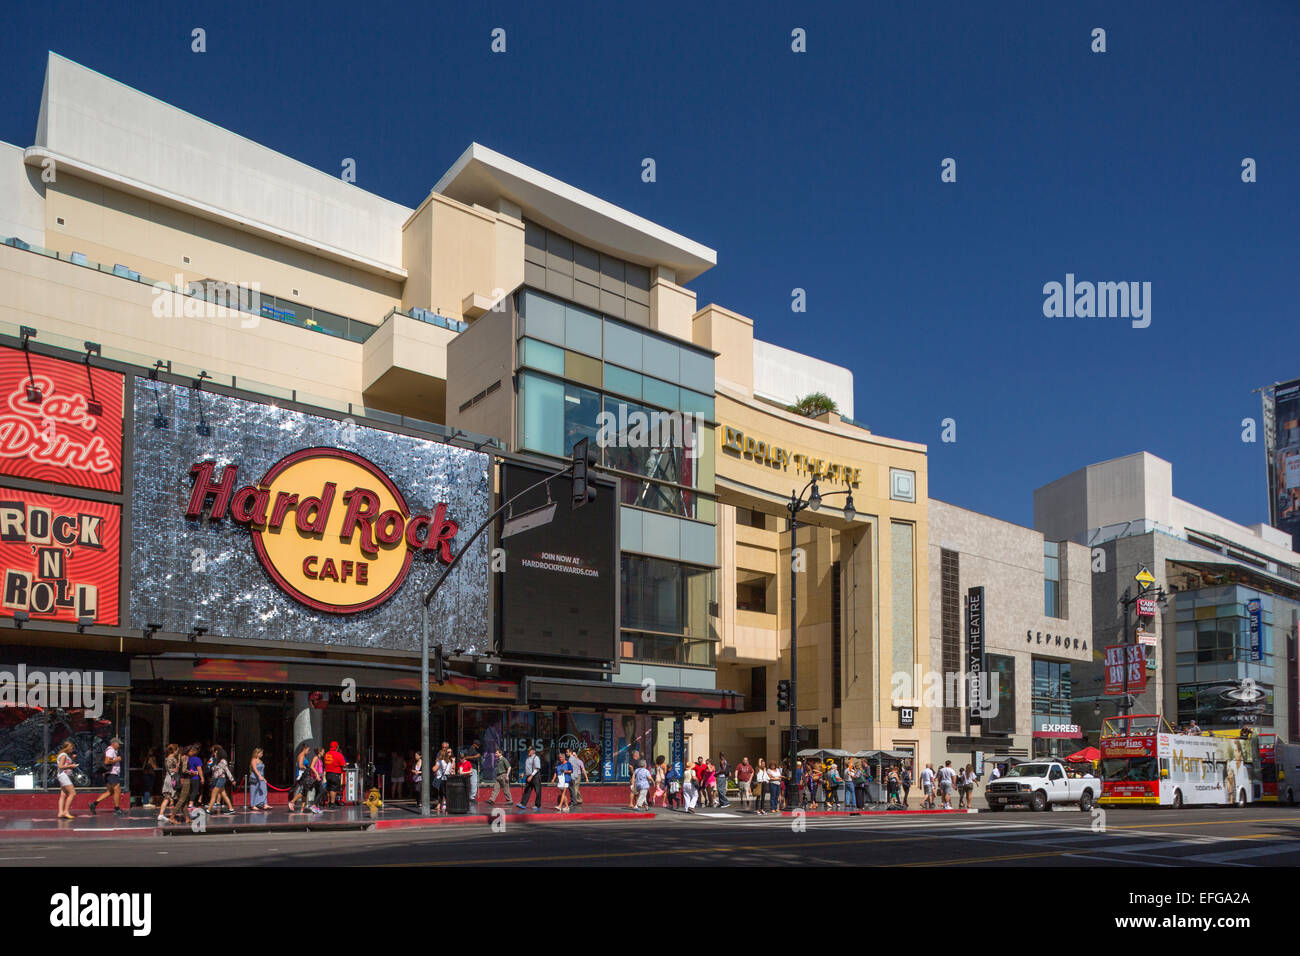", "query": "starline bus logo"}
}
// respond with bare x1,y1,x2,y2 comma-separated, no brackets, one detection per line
185,448,459,614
